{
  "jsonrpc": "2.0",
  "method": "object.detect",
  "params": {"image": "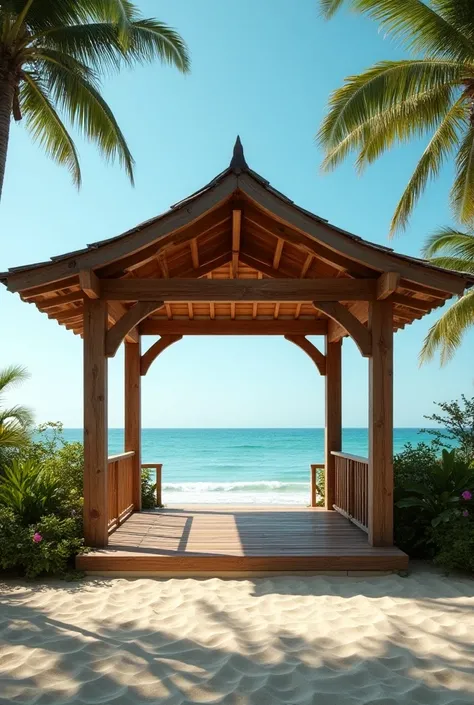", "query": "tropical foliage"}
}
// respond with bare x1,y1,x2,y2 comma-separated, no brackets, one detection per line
420,227,474,363
0,0,190,198
0,457,61,524
0,365,33,467
318,0,474,234
397,448,474,527
422,394,474,461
